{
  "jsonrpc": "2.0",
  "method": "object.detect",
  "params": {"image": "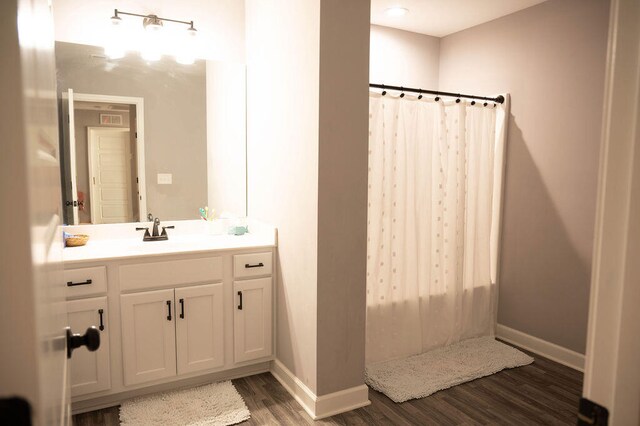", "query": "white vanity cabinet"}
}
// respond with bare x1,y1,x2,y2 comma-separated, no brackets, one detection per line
67,297,111,397
120,289,177,385
232,252,274,363
63,238,276,414
175,283,224,375
121,283,225,385
233,277,273,363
